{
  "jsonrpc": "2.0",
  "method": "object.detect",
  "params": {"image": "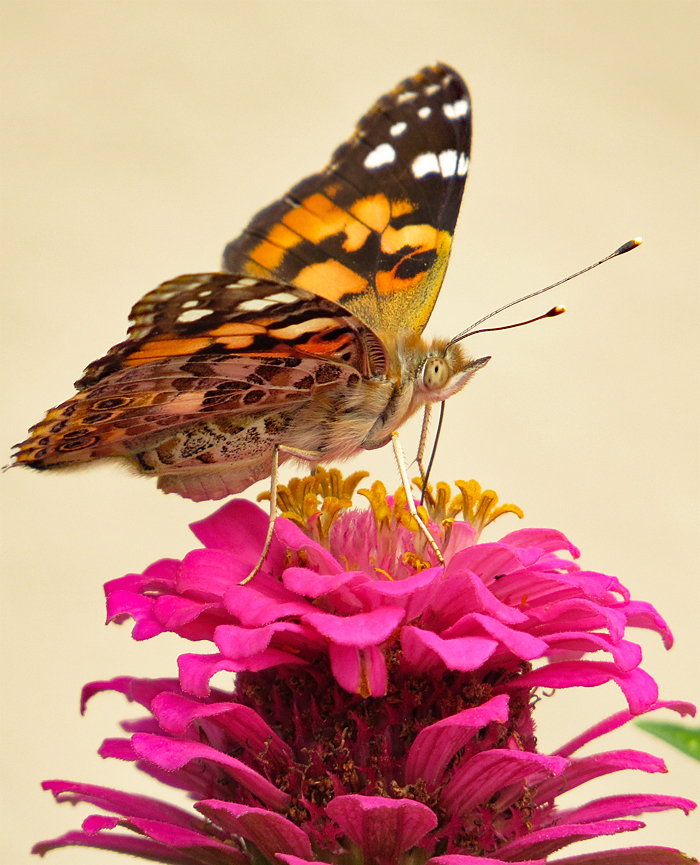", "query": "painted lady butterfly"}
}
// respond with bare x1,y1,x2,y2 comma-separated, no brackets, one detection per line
14,64,488,503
